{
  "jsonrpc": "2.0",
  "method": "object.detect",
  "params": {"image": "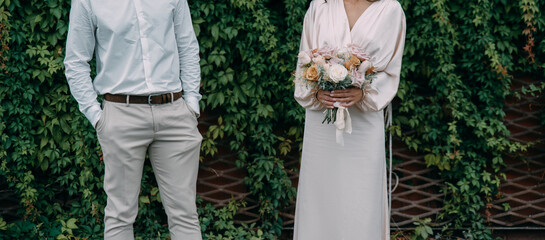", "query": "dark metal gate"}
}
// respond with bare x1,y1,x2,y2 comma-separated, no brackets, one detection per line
388,77,545,237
